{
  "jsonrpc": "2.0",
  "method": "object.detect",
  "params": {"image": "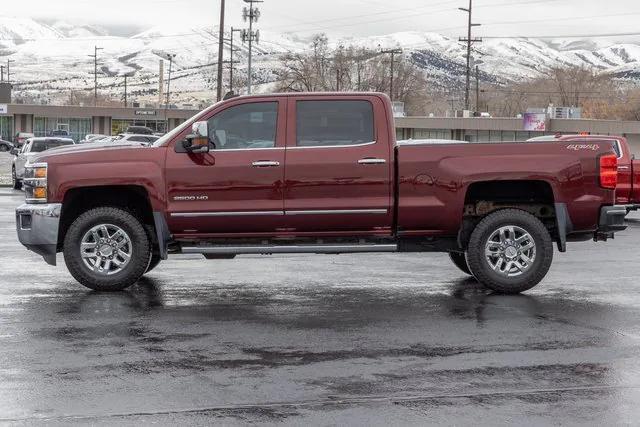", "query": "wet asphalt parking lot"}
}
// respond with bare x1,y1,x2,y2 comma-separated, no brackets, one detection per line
0,185,639,425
